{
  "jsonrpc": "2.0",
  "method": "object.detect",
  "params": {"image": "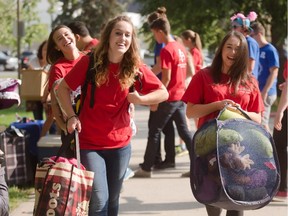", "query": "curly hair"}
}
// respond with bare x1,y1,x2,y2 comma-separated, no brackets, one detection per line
92,15,141,90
